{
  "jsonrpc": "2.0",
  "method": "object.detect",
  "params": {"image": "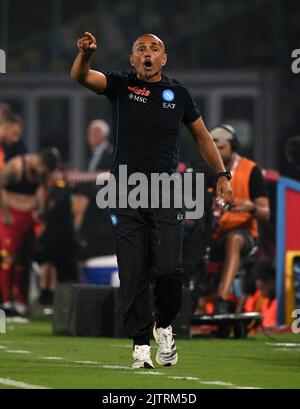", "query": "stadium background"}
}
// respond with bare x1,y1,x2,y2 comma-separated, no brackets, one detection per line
1,0,300,176
0,0,300,390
